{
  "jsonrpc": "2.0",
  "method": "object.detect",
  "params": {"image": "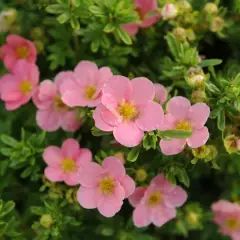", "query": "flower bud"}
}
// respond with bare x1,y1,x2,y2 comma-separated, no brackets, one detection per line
34,40,44,53
135,168,148,182
205,145,218,161
226,84,240,98
186,29,196,41
114,152,125,164
2,9,17,25
186,67,206,87
204,3,218,15
172,27,186,42
179,0,192,12
210,17,224,32
191,90,207,103
192,145,210,159
224,135,239,154
186,211,199,225
161,3,178,20
31,27,44,40
40,214,53,228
